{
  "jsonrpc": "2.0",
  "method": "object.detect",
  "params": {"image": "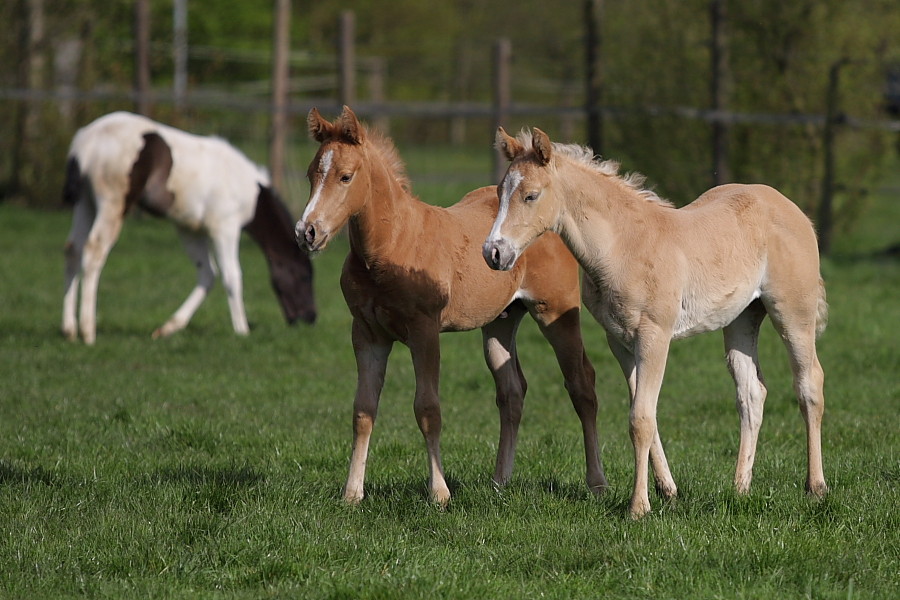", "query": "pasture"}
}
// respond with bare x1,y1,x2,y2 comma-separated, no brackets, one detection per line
0,152,898,598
